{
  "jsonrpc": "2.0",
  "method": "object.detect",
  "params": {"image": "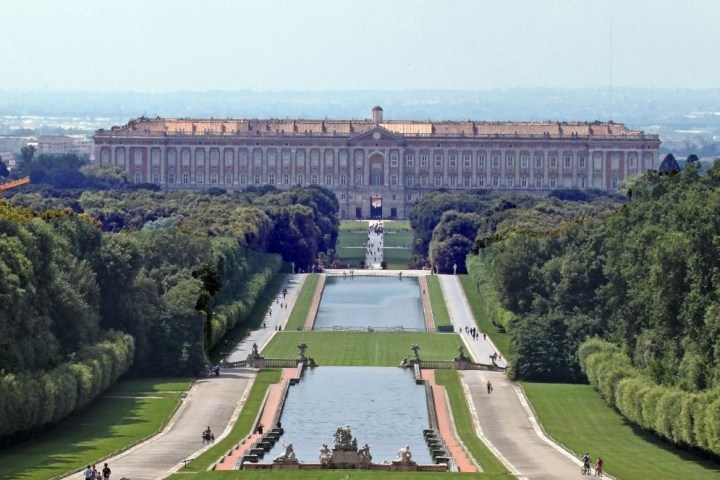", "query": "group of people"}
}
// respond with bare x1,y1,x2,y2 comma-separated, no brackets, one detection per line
463,325,484,341
201,426,215,444
582,452,604,476
83,463,110,479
